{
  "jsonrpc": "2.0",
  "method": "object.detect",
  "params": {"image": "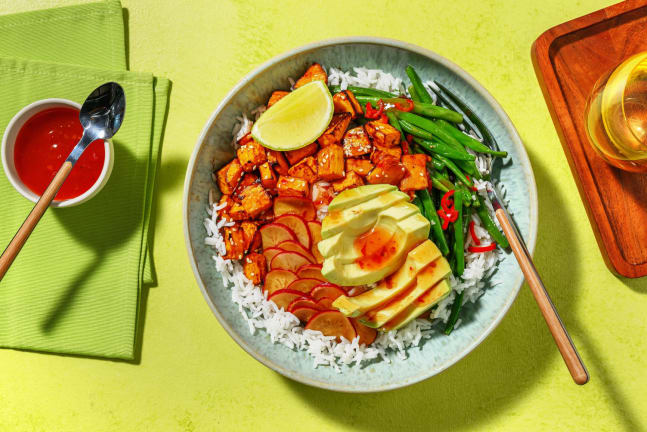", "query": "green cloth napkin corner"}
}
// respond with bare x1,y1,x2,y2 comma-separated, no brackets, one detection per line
0,1,169,360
